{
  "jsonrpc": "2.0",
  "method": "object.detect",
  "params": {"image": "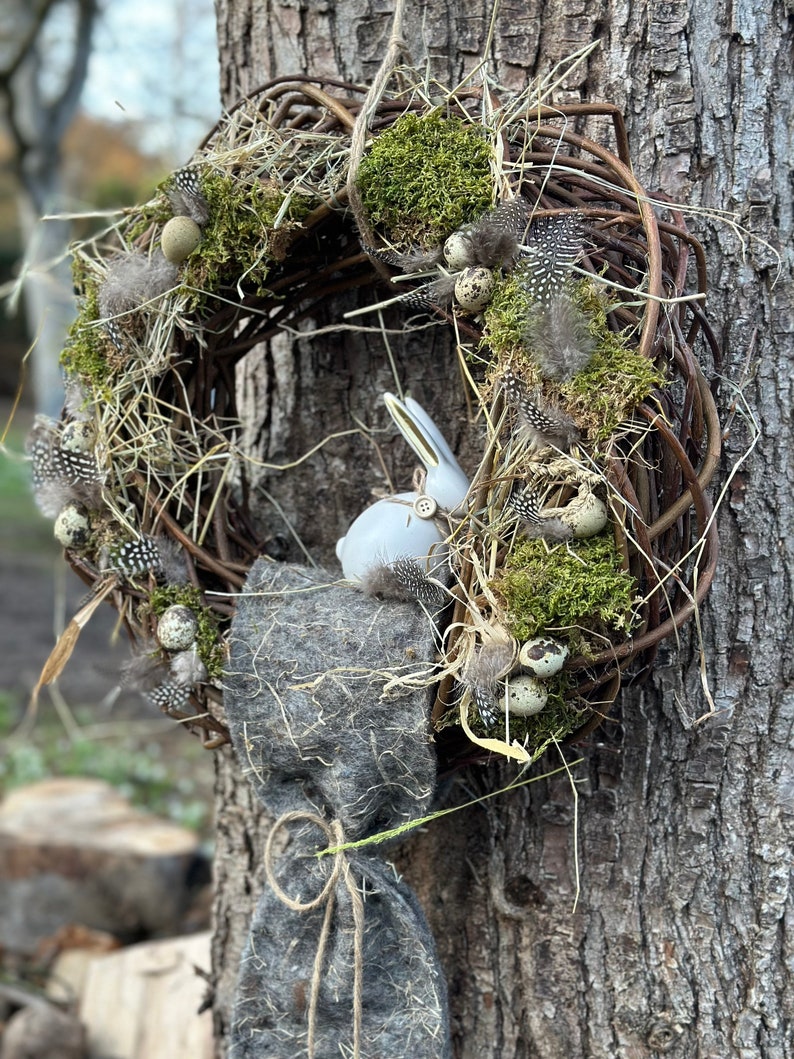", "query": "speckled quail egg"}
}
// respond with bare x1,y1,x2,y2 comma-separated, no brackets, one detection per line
61,420,96,454
54,501,91,549
161,216,202,264
519,636,570,678
454,265,495,311
503,674,549,717
560,491,609,538
443,230,473,271
156,604,199,651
